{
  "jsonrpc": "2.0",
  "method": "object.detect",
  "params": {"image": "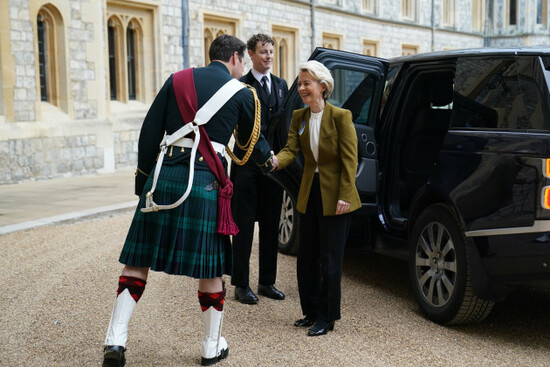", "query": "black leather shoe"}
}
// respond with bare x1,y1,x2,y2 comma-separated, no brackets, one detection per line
307,321,335,336
294,316,315,327
257,284,285,300
234,286,258,304
103,345,126,367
